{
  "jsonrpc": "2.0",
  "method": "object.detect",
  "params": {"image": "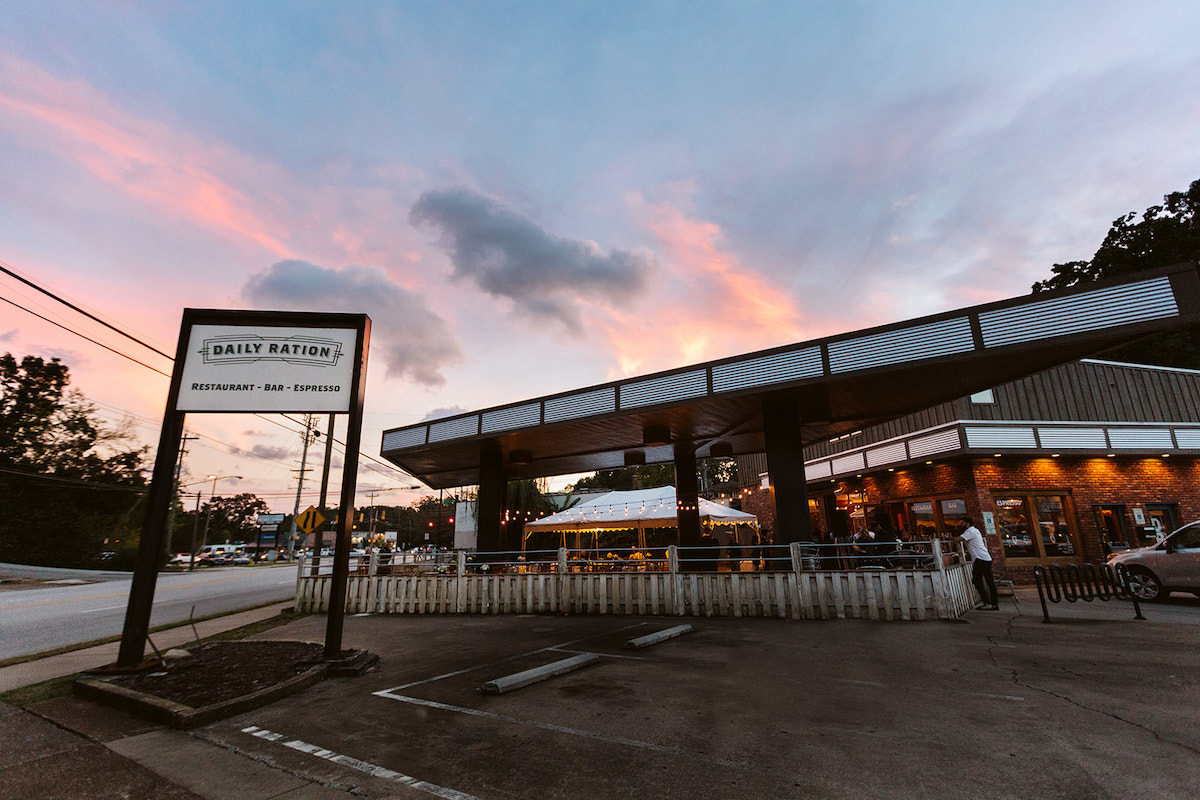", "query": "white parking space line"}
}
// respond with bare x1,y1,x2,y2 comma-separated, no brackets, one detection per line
372,692,743,768
241,726,482,800
382,622,651,692
968,692,1026,701
81,605,126,613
